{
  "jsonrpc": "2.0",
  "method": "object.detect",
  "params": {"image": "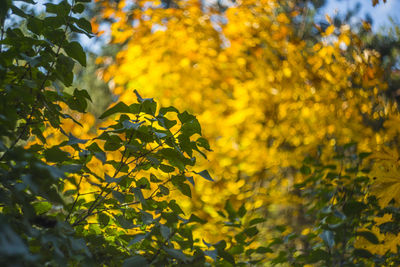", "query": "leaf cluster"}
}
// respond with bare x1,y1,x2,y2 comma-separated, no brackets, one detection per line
0,1,259,266
268,144,400,266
